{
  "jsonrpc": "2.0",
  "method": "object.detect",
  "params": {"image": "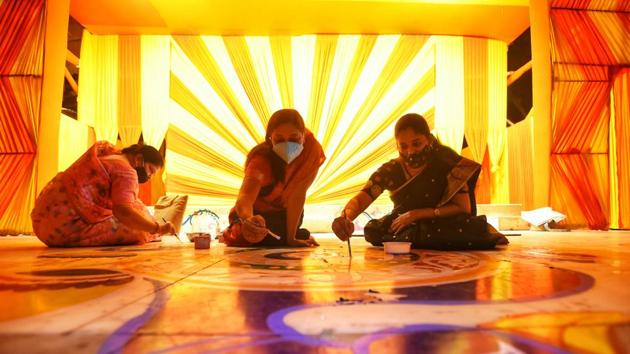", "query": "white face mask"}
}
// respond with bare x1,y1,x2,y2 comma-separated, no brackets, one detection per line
272,141,304,164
